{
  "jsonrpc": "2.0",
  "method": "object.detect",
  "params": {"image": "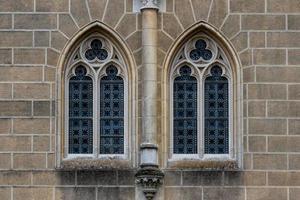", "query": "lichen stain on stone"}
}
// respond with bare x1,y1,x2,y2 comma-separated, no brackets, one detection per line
167,160,238,170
